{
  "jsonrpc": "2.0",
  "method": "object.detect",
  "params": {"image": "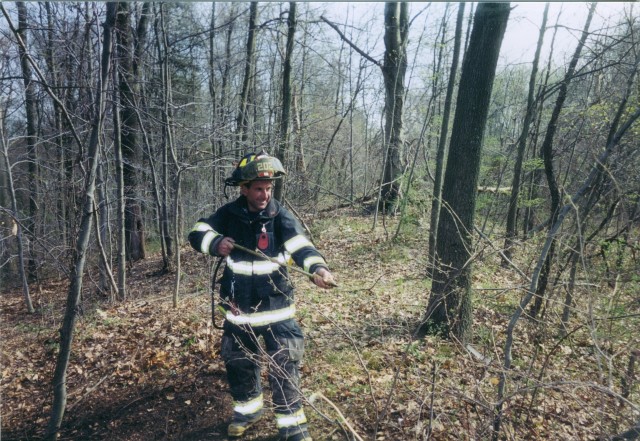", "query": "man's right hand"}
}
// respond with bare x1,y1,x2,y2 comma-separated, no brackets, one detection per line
216,237,235,256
